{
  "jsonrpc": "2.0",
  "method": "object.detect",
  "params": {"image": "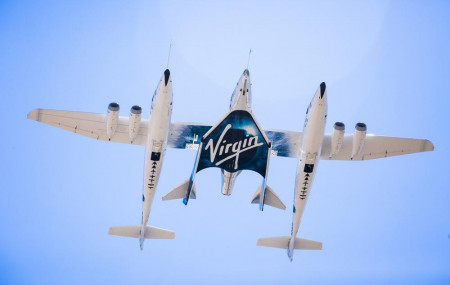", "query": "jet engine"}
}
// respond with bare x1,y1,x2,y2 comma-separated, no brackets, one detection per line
330,122,345,158
106,102,120,139
351,122,367,158
129,105,142,142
